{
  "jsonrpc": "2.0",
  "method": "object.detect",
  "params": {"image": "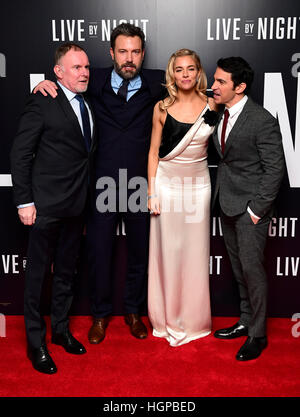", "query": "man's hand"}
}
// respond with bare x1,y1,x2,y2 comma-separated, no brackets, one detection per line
33,80,58,98
18,205,37,225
